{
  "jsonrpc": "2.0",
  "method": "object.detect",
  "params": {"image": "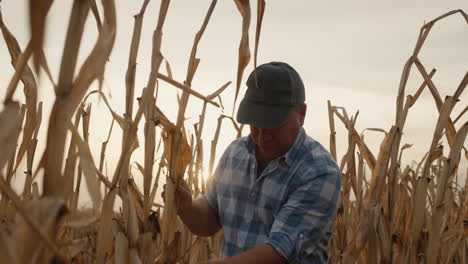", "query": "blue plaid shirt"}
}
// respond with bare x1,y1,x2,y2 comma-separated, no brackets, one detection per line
204,128,341,263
